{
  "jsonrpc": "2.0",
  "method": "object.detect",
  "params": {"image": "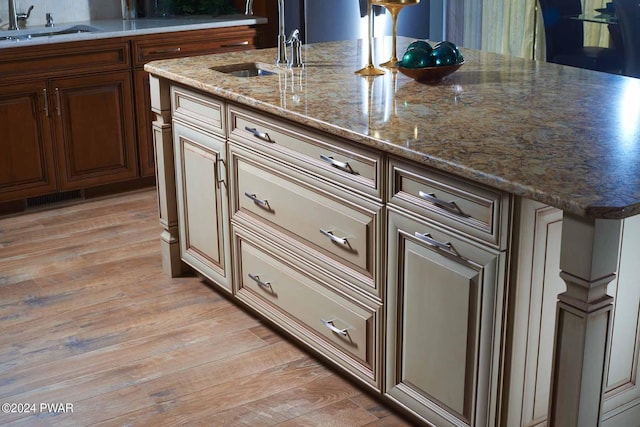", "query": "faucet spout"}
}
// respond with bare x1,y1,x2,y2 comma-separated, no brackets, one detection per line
244,0,287,65
8,0,18,30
